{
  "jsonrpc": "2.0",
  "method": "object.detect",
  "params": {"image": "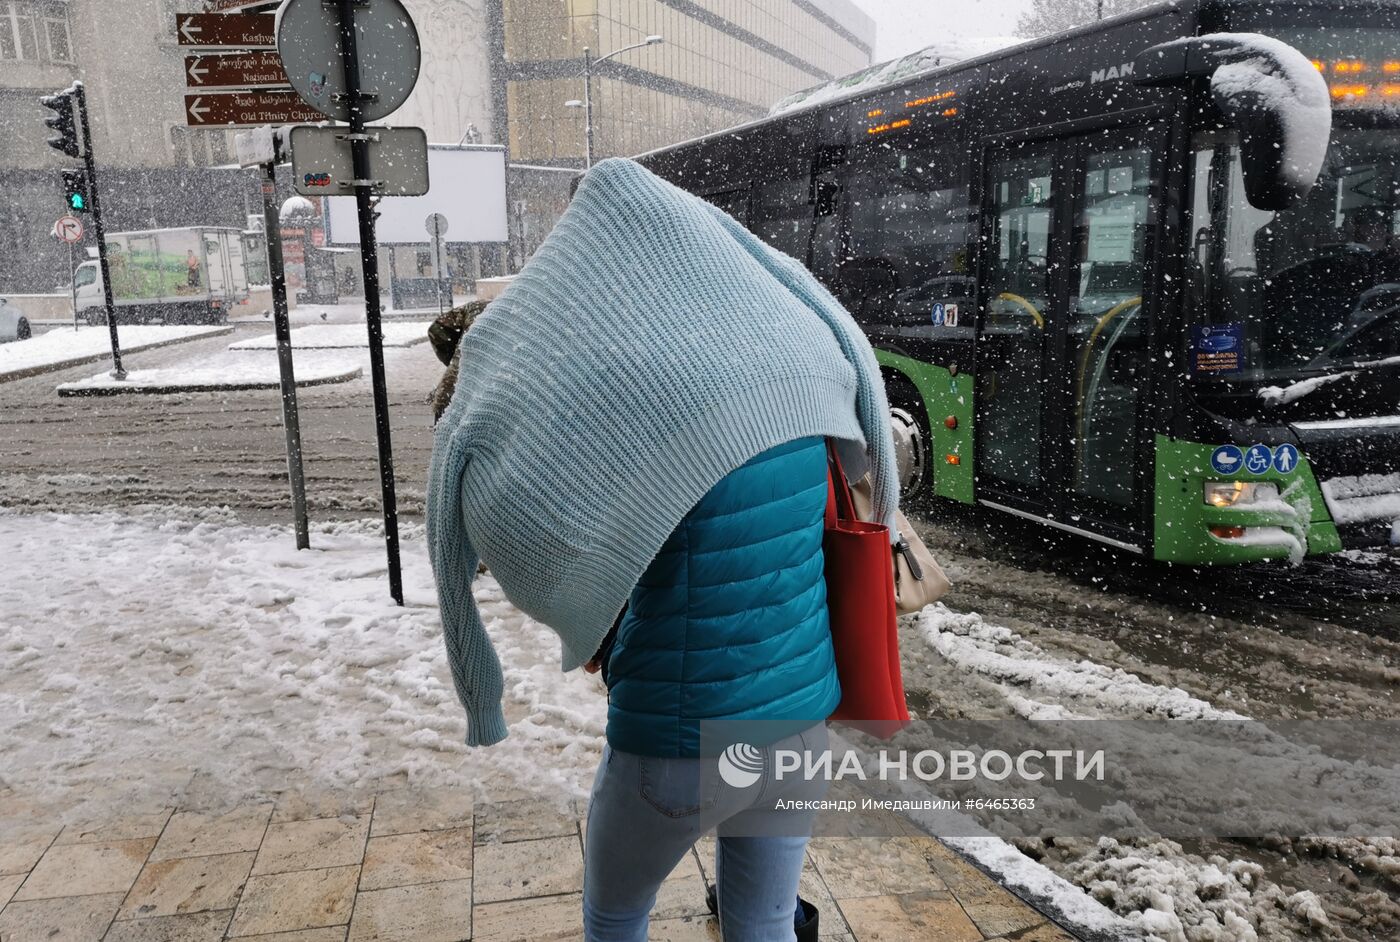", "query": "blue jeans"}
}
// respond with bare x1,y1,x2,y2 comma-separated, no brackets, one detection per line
582,722,828,942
